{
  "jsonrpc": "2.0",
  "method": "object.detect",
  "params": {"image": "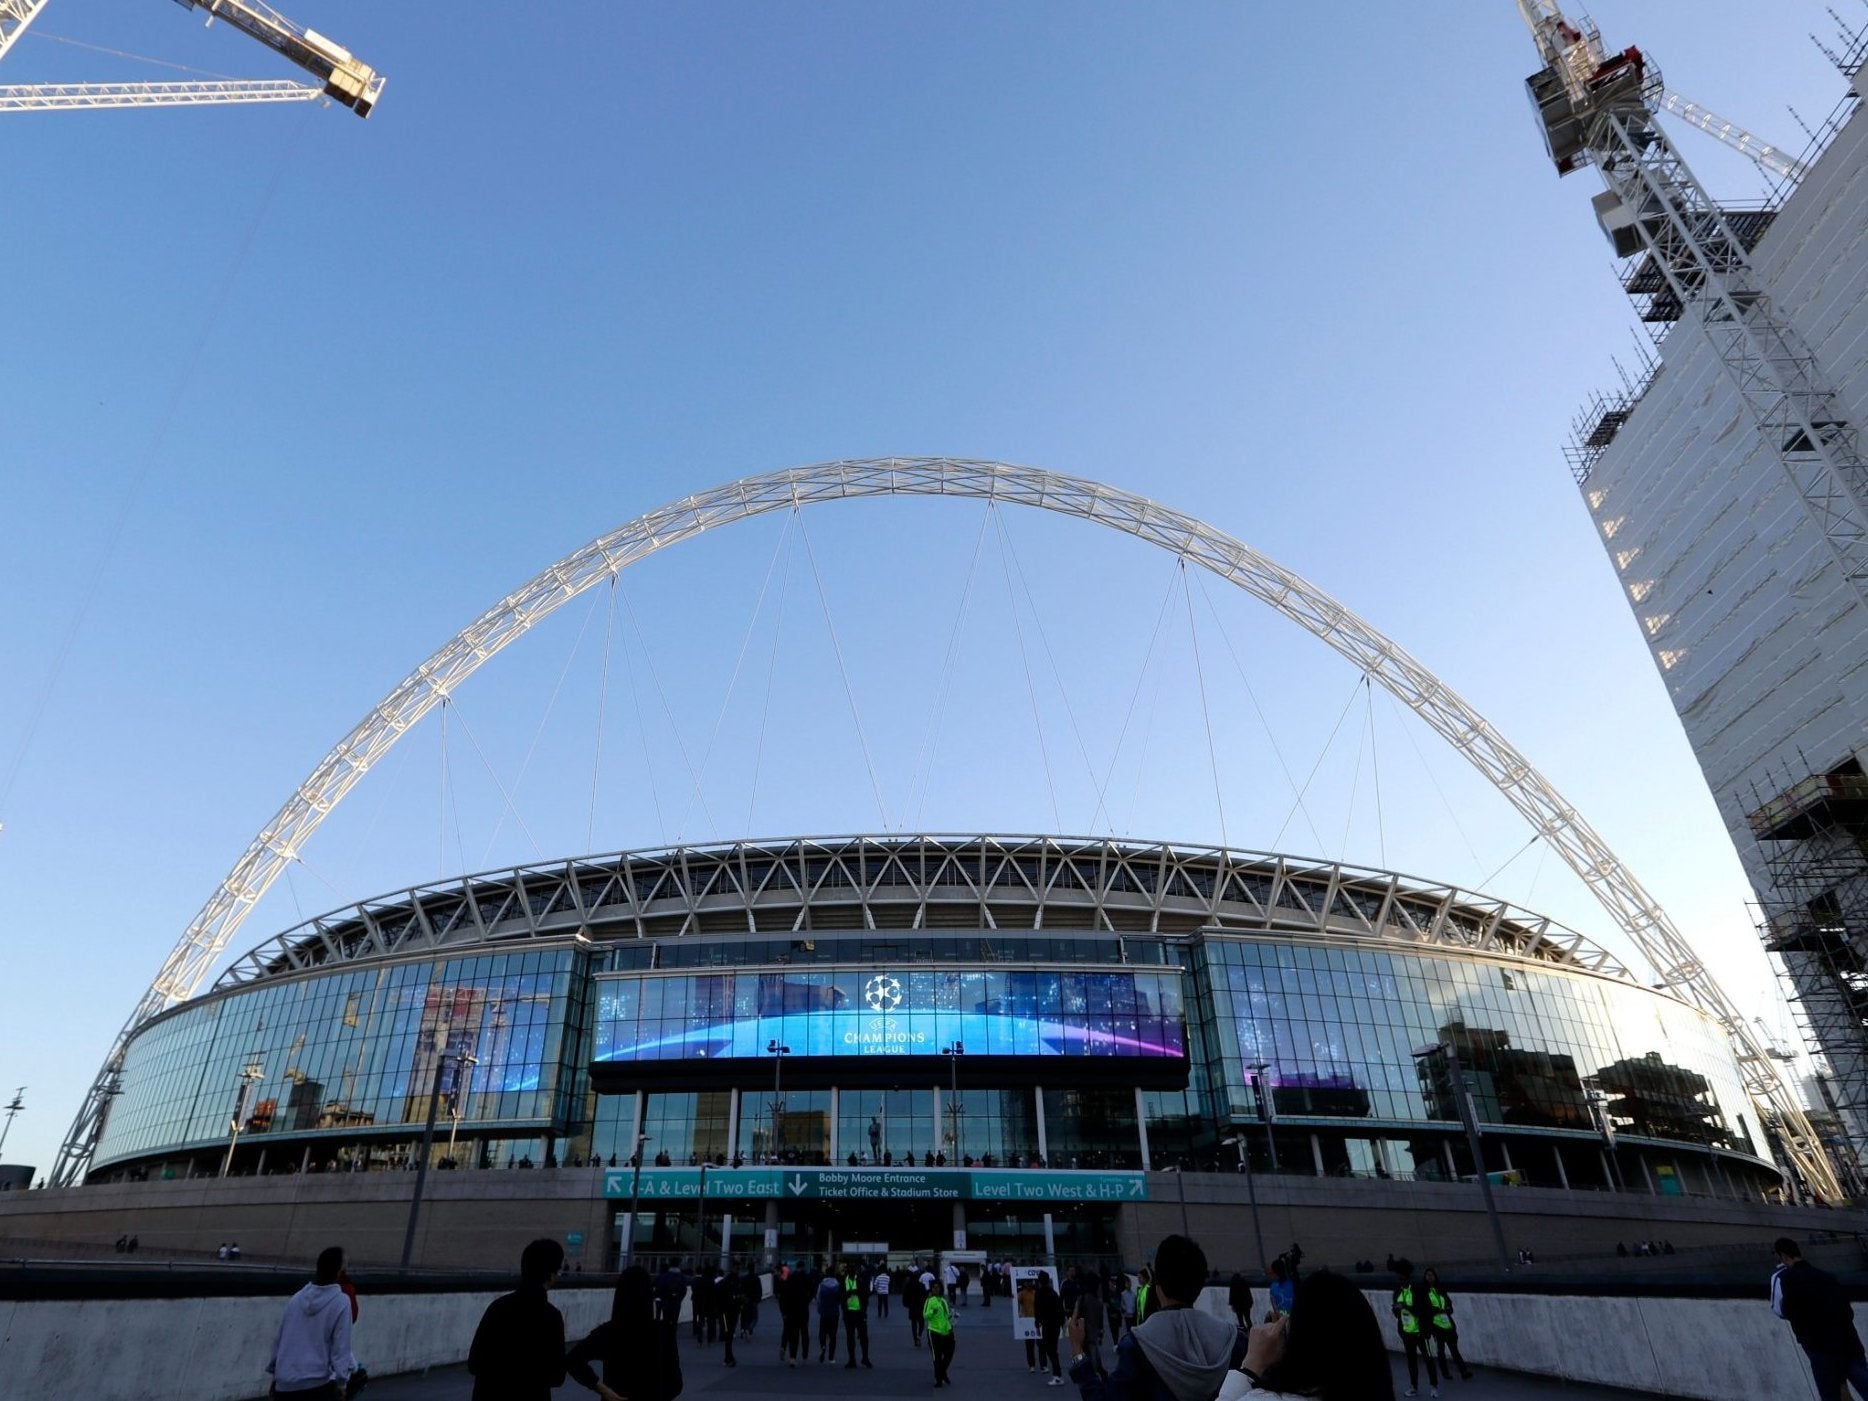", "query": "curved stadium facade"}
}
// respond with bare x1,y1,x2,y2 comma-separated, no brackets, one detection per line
83,834,1781,1261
